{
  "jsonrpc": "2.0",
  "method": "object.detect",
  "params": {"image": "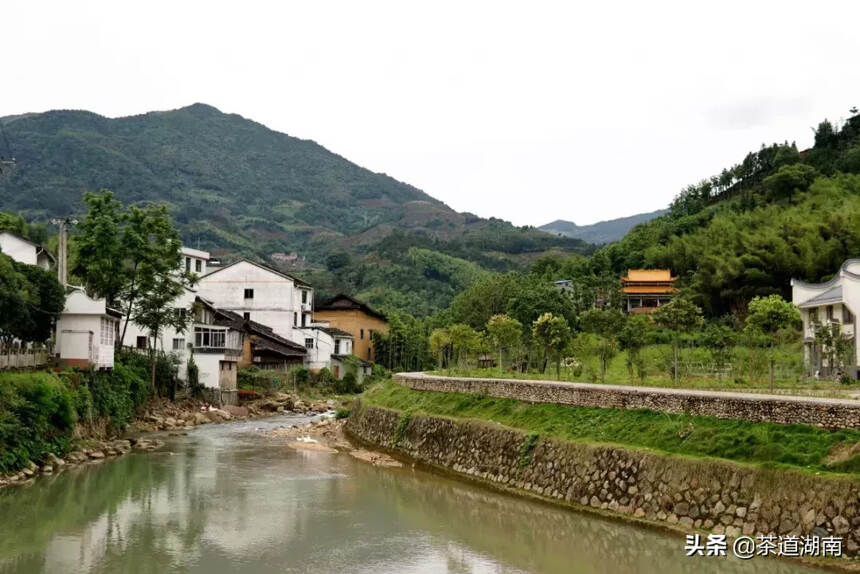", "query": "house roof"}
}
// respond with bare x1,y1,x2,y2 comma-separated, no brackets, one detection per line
791,258,860,289
200,258,311,287
797,285,844,308
311,326,354,338
315,293,387,321
0,230,56,264
622,269,675,283
331,354,372,367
